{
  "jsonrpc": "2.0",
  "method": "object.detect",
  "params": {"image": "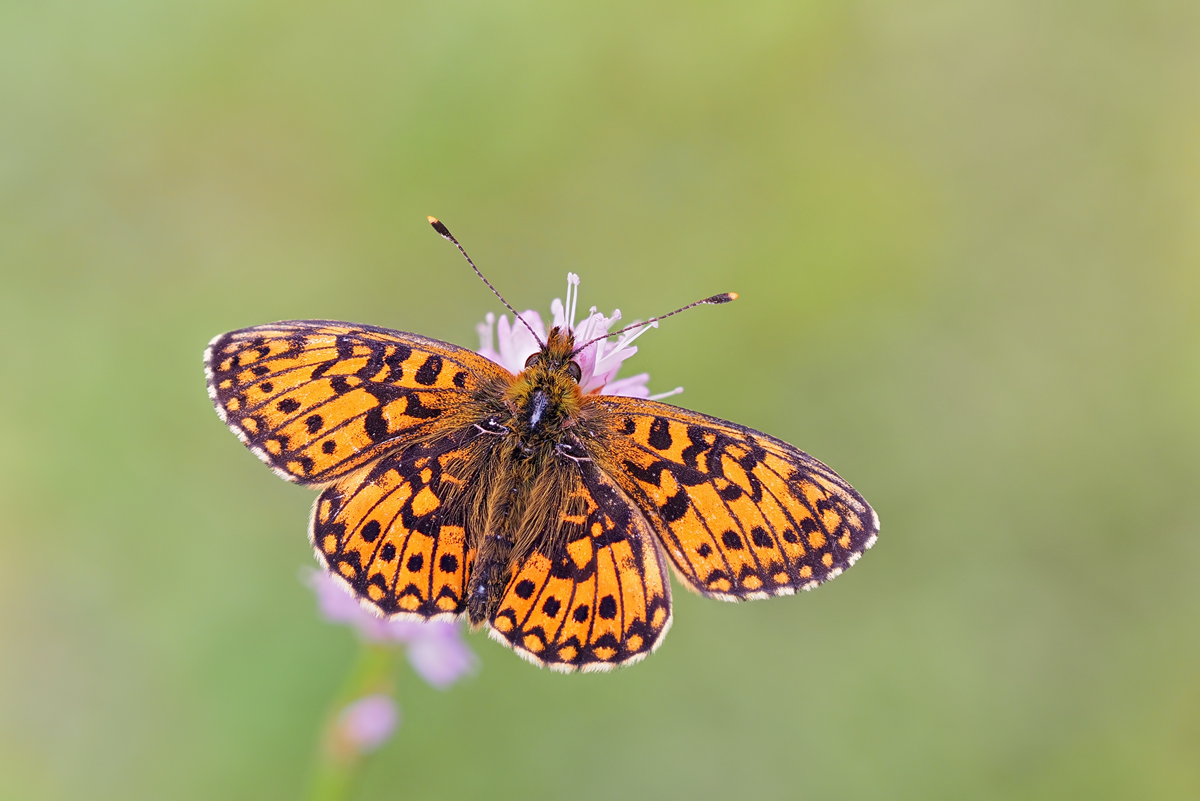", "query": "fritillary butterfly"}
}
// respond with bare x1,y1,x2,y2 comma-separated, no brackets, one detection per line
204,218,879,672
